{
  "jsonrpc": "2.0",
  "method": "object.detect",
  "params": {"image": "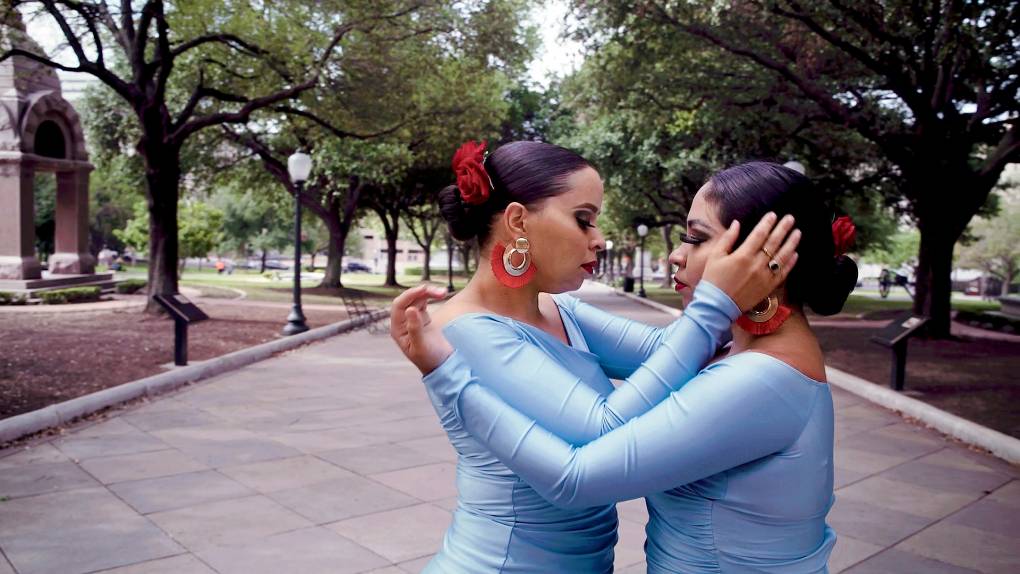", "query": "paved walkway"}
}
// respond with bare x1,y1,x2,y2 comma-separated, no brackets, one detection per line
0,284,1016,574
